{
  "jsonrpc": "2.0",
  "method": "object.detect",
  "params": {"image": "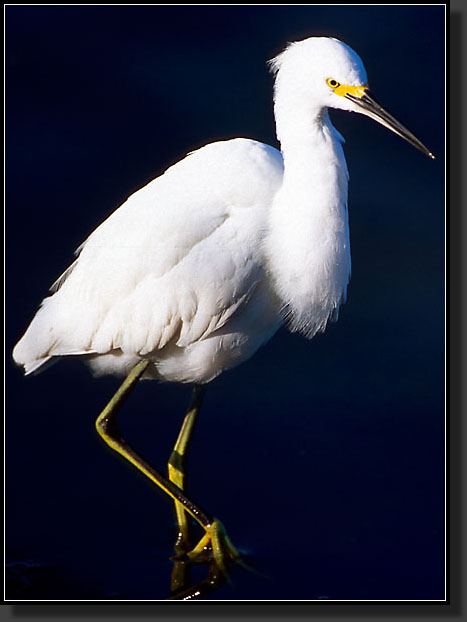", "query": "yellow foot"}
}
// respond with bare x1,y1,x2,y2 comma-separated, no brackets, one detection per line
187,518,242,578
